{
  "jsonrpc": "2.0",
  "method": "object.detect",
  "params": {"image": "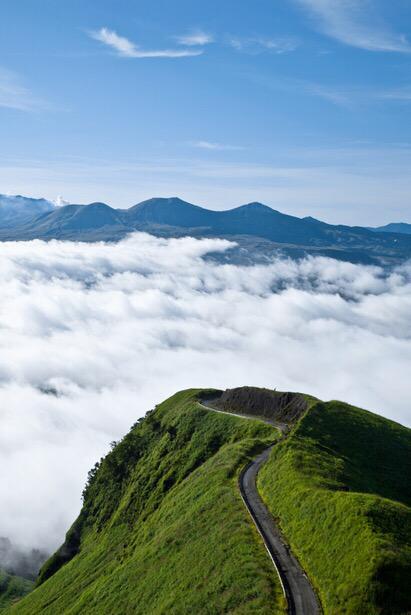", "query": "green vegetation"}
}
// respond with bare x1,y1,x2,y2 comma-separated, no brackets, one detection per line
0,570,32,610
7,389,285,614
258,400,411,614
5,388,410,614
